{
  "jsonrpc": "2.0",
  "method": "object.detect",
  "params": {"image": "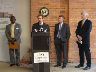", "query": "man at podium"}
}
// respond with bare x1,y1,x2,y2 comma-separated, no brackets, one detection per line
32,15,50,72
32,15,50,33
